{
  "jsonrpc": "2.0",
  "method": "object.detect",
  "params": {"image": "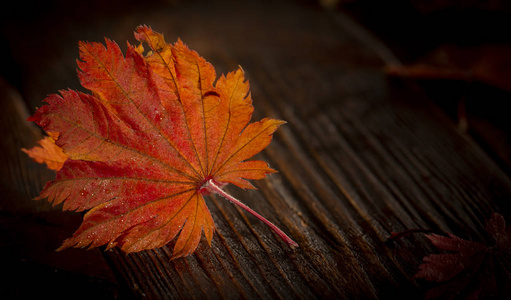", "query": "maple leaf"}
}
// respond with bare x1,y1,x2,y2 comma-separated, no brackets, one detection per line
22,132,68,171
413,213,511,299
26,25,297,258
